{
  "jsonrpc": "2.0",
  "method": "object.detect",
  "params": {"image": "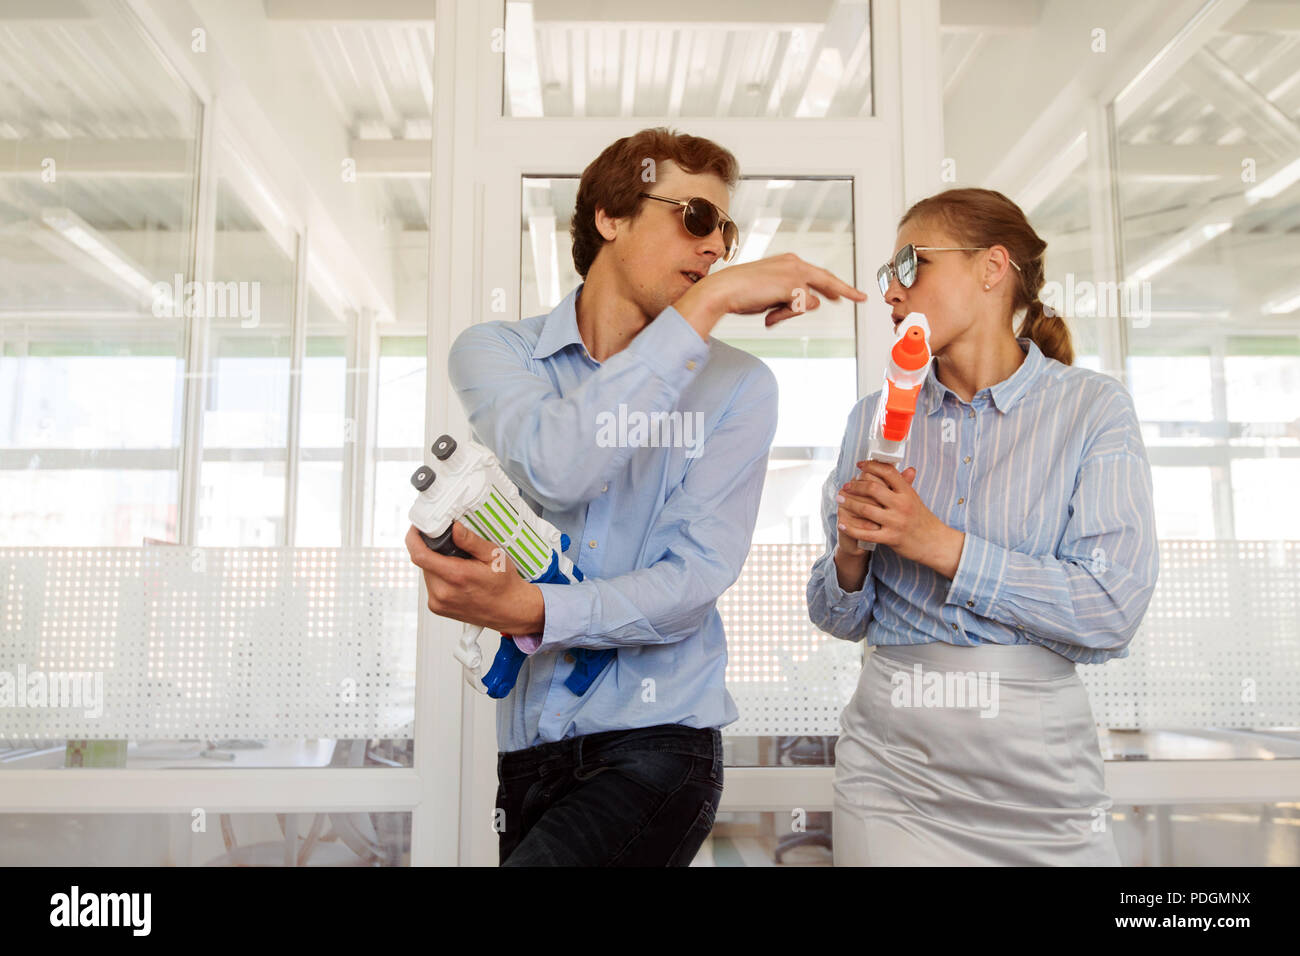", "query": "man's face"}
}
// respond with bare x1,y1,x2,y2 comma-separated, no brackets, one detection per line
598,160,731,319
